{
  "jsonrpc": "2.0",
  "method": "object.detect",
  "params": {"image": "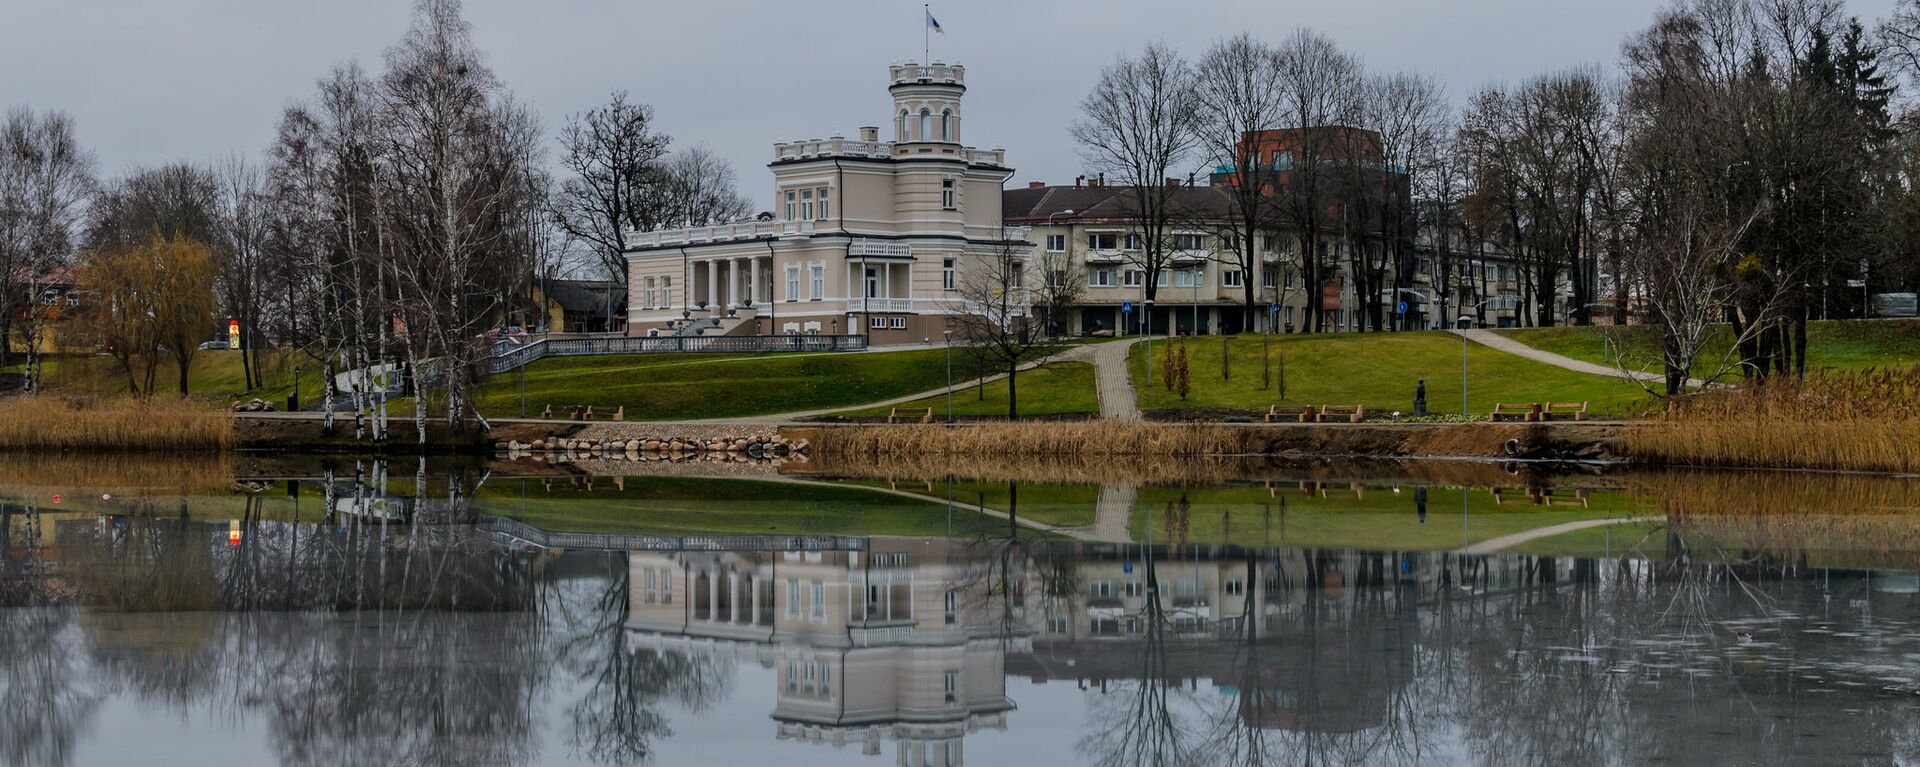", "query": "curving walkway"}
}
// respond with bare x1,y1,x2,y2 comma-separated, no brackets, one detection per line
1092,338,1142,421
1461,516,1660,555
1452,329,1711,389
